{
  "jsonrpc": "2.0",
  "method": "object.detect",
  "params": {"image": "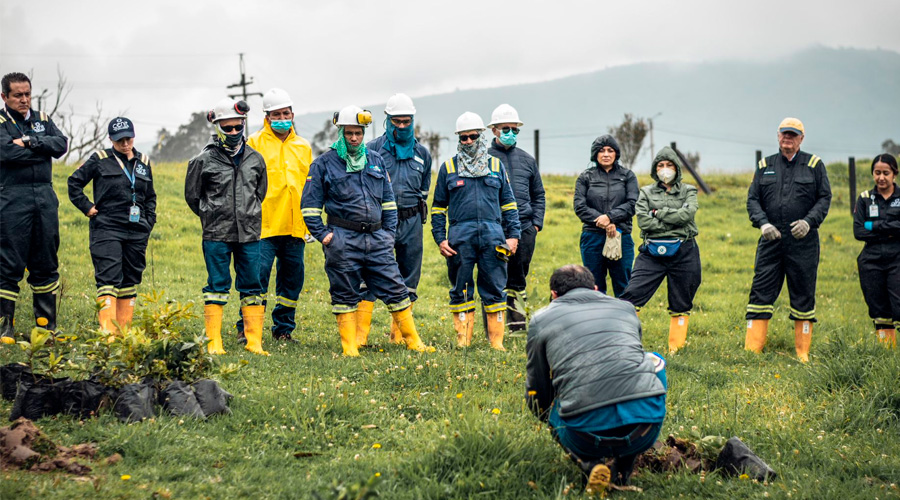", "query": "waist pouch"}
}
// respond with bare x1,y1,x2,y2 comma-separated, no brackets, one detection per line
643,238,682,258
